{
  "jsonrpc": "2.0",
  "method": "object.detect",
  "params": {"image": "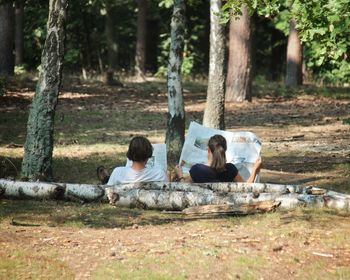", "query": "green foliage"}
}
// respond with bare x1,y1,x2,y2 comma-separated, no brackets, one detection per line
156,0,209,78
159,0,174,8
23,0,49,69
223,0,350,84
14,65,27,75
291,0,350,83
64,49,80,67
221,0,281,22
